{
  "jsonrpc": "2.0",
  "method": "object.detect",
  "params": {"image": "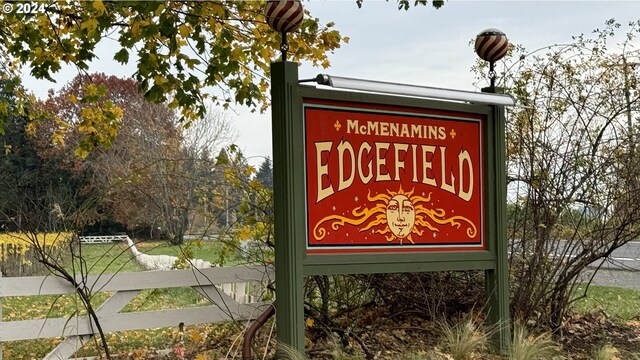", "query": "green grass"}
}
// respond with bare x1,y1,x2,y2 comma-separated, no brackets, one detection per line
70,239,225,275
573,284,640,321
2,239,228,359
